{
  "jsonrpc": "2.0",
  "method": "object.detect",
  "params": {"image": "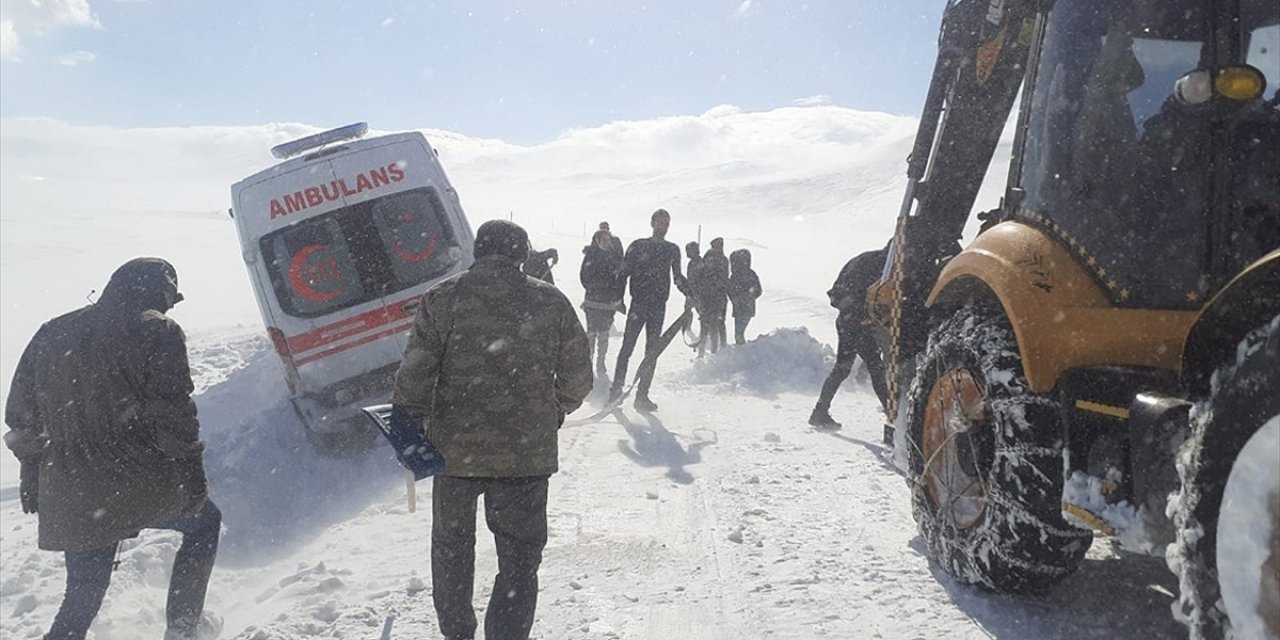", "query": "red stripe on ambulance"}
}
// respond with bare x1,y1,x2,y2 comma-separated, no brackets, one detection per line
293,321,414,366
285,295,420,360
